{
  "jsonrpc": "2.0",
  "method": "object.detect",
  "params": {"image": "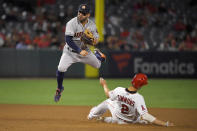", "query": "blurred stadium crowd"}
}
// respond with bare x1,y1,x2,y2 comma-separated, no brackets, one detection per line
0,0,197,51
